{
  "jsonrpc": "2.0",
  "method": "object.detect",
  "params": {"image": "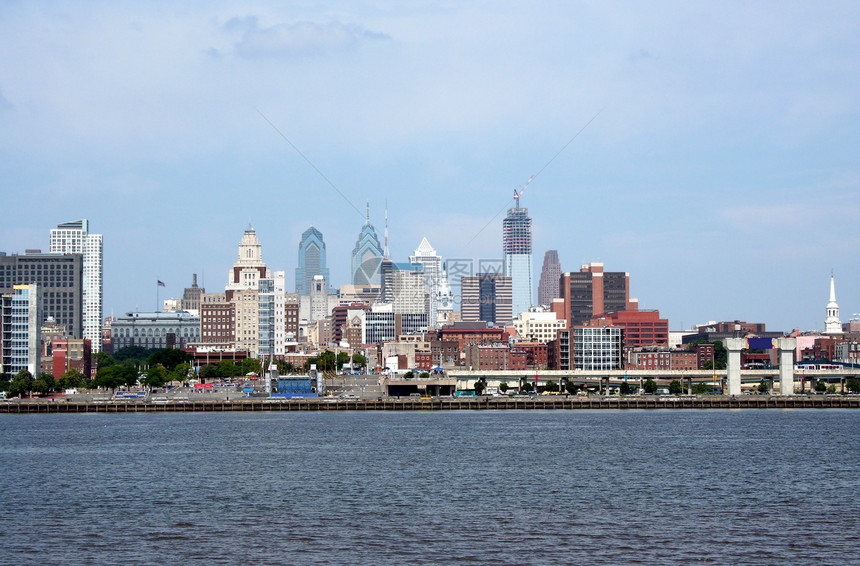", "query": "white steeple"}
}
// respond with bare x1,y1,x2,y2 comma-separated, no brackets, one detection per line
824,270,843,335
